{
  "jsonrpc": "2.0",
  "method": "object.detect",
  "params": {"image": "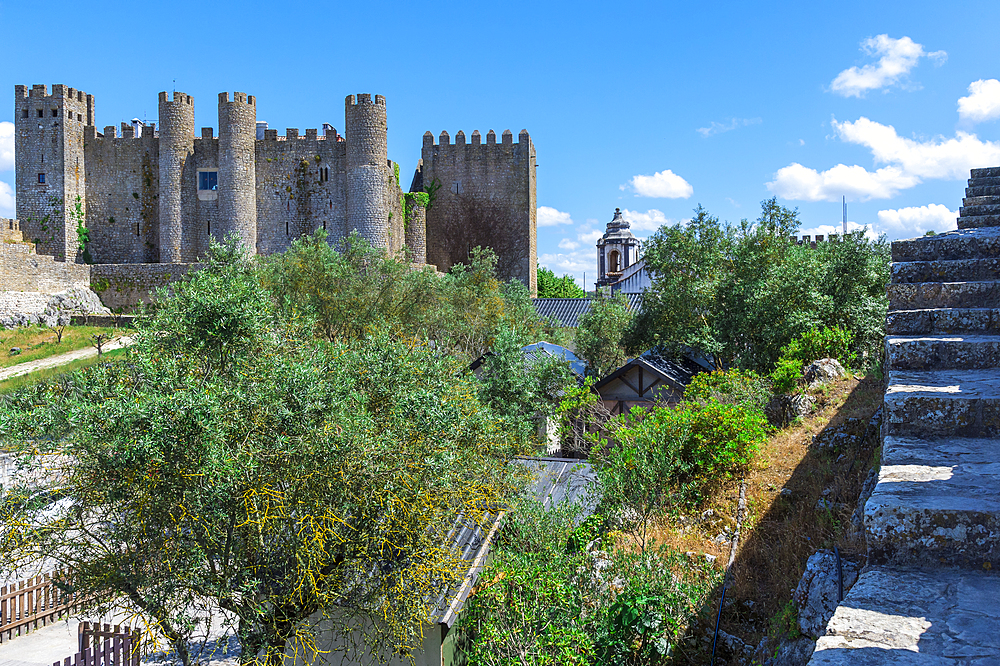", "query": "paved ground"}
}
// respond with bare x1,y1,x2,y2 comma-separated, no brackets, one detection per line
0,336,134,382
